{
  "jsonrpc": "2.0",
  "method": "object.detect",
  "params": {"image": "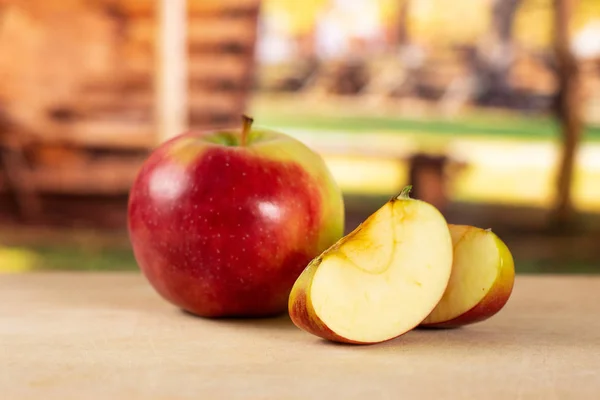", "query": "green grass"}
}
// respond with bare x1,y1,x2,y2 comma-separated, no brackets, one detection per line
516,260,600,274
252,110,600,143
35,246,138,271
1,245,138,272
